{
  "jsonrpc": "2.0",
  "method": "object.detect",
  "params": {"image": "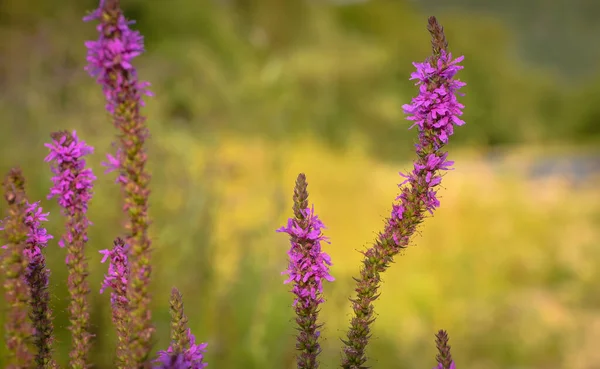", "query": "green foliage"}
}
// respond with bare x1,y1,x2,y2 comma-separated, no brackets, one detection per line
2,0,599,161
